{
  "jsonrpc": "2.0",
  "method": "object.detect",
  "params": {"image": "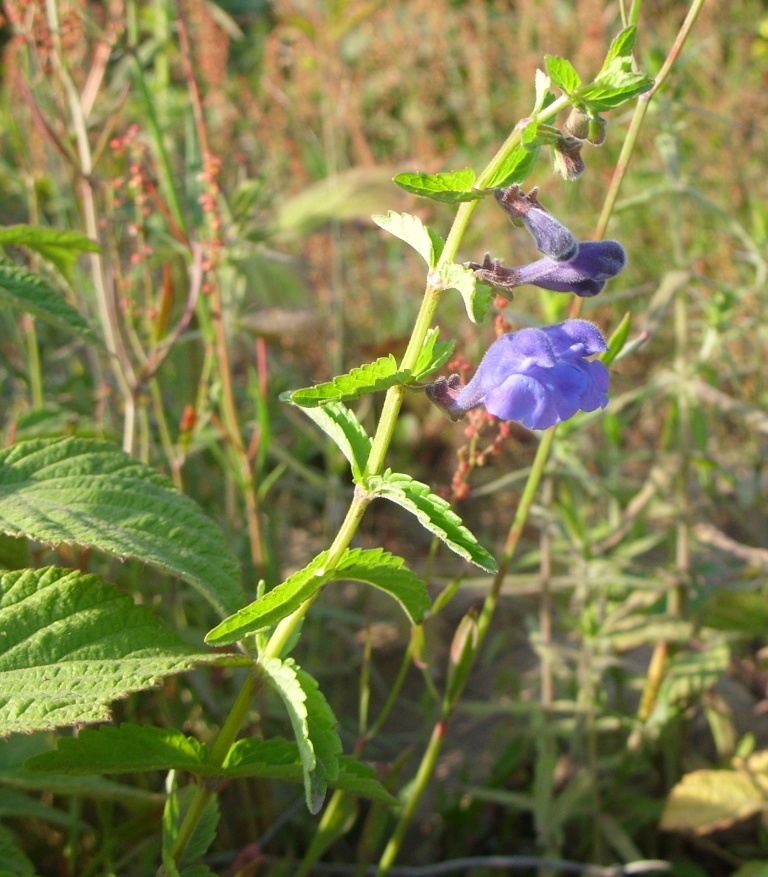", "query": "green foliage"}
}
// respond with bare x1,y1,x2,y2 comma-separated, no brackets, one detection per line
439,262,493,325
0,568,240,735
371,211,444,268
0,259,98,344
393,168,485,203
206,548,429,644
366,471,498,572
0,225,100,281
0,438,243,615
262,657,341,813
295,401,372,480
287,356,410,407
